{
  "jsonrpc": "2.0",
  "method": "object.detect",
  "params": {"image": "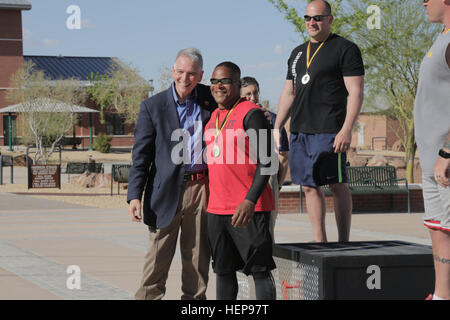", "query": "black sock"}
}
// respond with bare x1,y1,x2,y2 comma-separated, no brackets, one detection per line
253,271,276,300
216,272,238,300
